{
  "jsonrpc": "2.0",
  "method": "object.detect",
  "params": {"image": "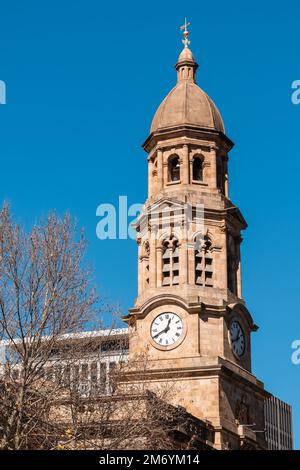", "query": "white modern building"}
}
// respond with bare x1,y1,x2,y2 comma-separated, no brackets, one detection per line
0,328,293,449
